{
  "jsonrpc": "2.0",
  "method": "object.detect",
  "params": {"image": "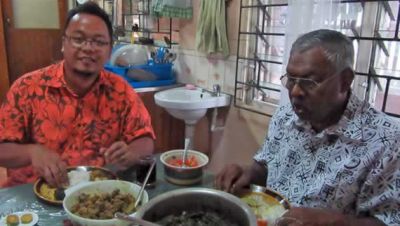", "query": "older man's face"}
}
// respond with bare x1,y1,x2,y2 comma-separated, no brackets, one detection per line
285,47,347,124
